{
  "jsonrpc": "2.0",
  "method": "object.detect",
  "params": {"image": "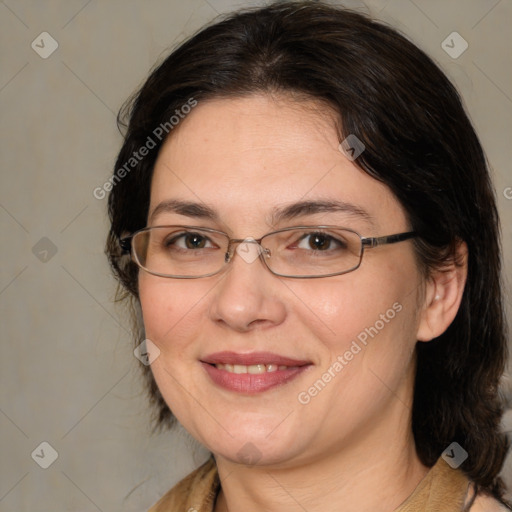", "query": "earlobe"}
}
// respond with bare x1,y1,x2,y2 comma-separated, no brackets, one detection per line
416,242,468,342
